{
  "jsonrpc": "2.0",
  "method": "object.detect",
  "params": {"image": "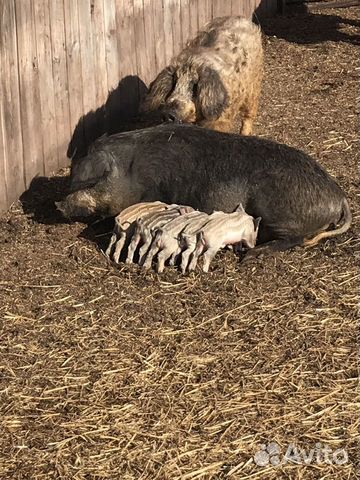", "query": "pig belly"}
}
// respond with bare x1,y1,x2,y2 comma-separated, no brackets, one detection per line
219,230,244,247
